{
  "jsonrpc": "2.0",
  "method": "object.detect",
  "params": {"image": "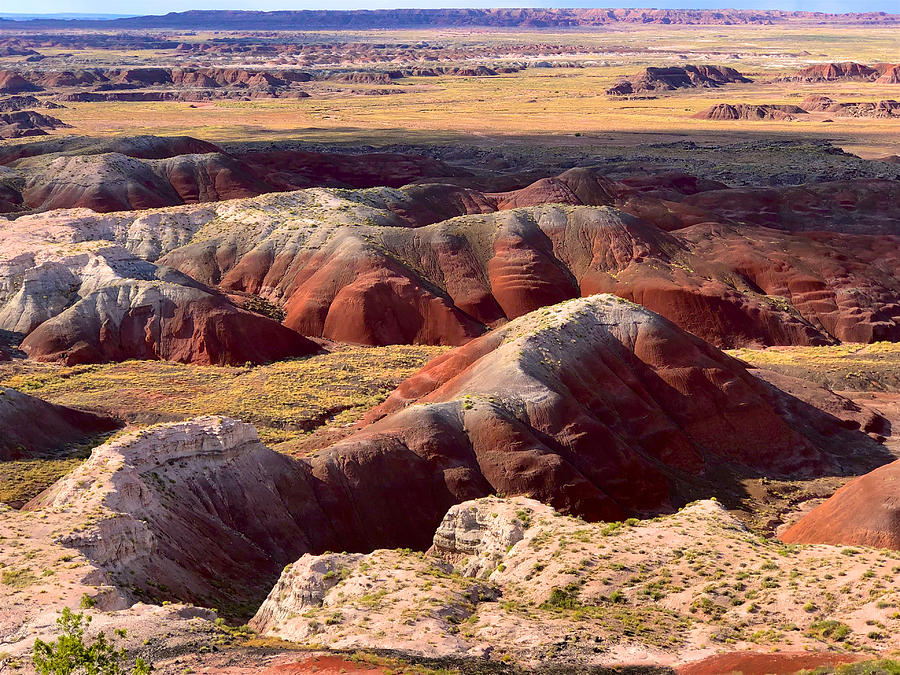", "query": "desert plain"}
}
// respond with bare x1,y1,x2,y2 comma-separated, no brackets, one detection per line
0,8,900,675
